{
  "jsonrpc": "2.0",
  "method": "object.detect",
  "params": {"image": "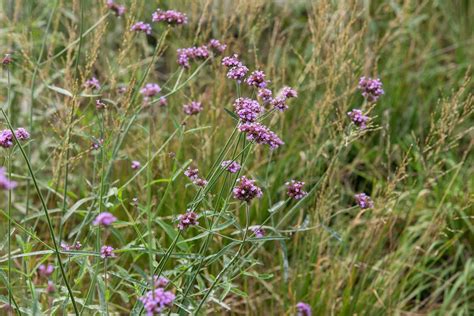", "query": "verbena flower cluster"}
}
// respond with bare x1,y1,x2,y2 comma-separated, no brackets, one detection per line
358,76,384,102
84,77,101,90
93,212,117,226
183,101,203,115
177,210,199,230
347,109,369,129
251,226,265,238
131,22,152,35
131,160,141,170
106,0,125,17
152,8,187,25
233,176,263,202
37,264,54,278
140,83,161,100
139,284,175,315
238,123,284,150
0,167,16,190
246,70,267,88
177,39,226,68
354,193,374,209
221,160,241,173
100,245,116,258
286,180,308,200
0,128,30,148
296,302,312,316
184,167,207,187
60,241,82,251
233,97,263,122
